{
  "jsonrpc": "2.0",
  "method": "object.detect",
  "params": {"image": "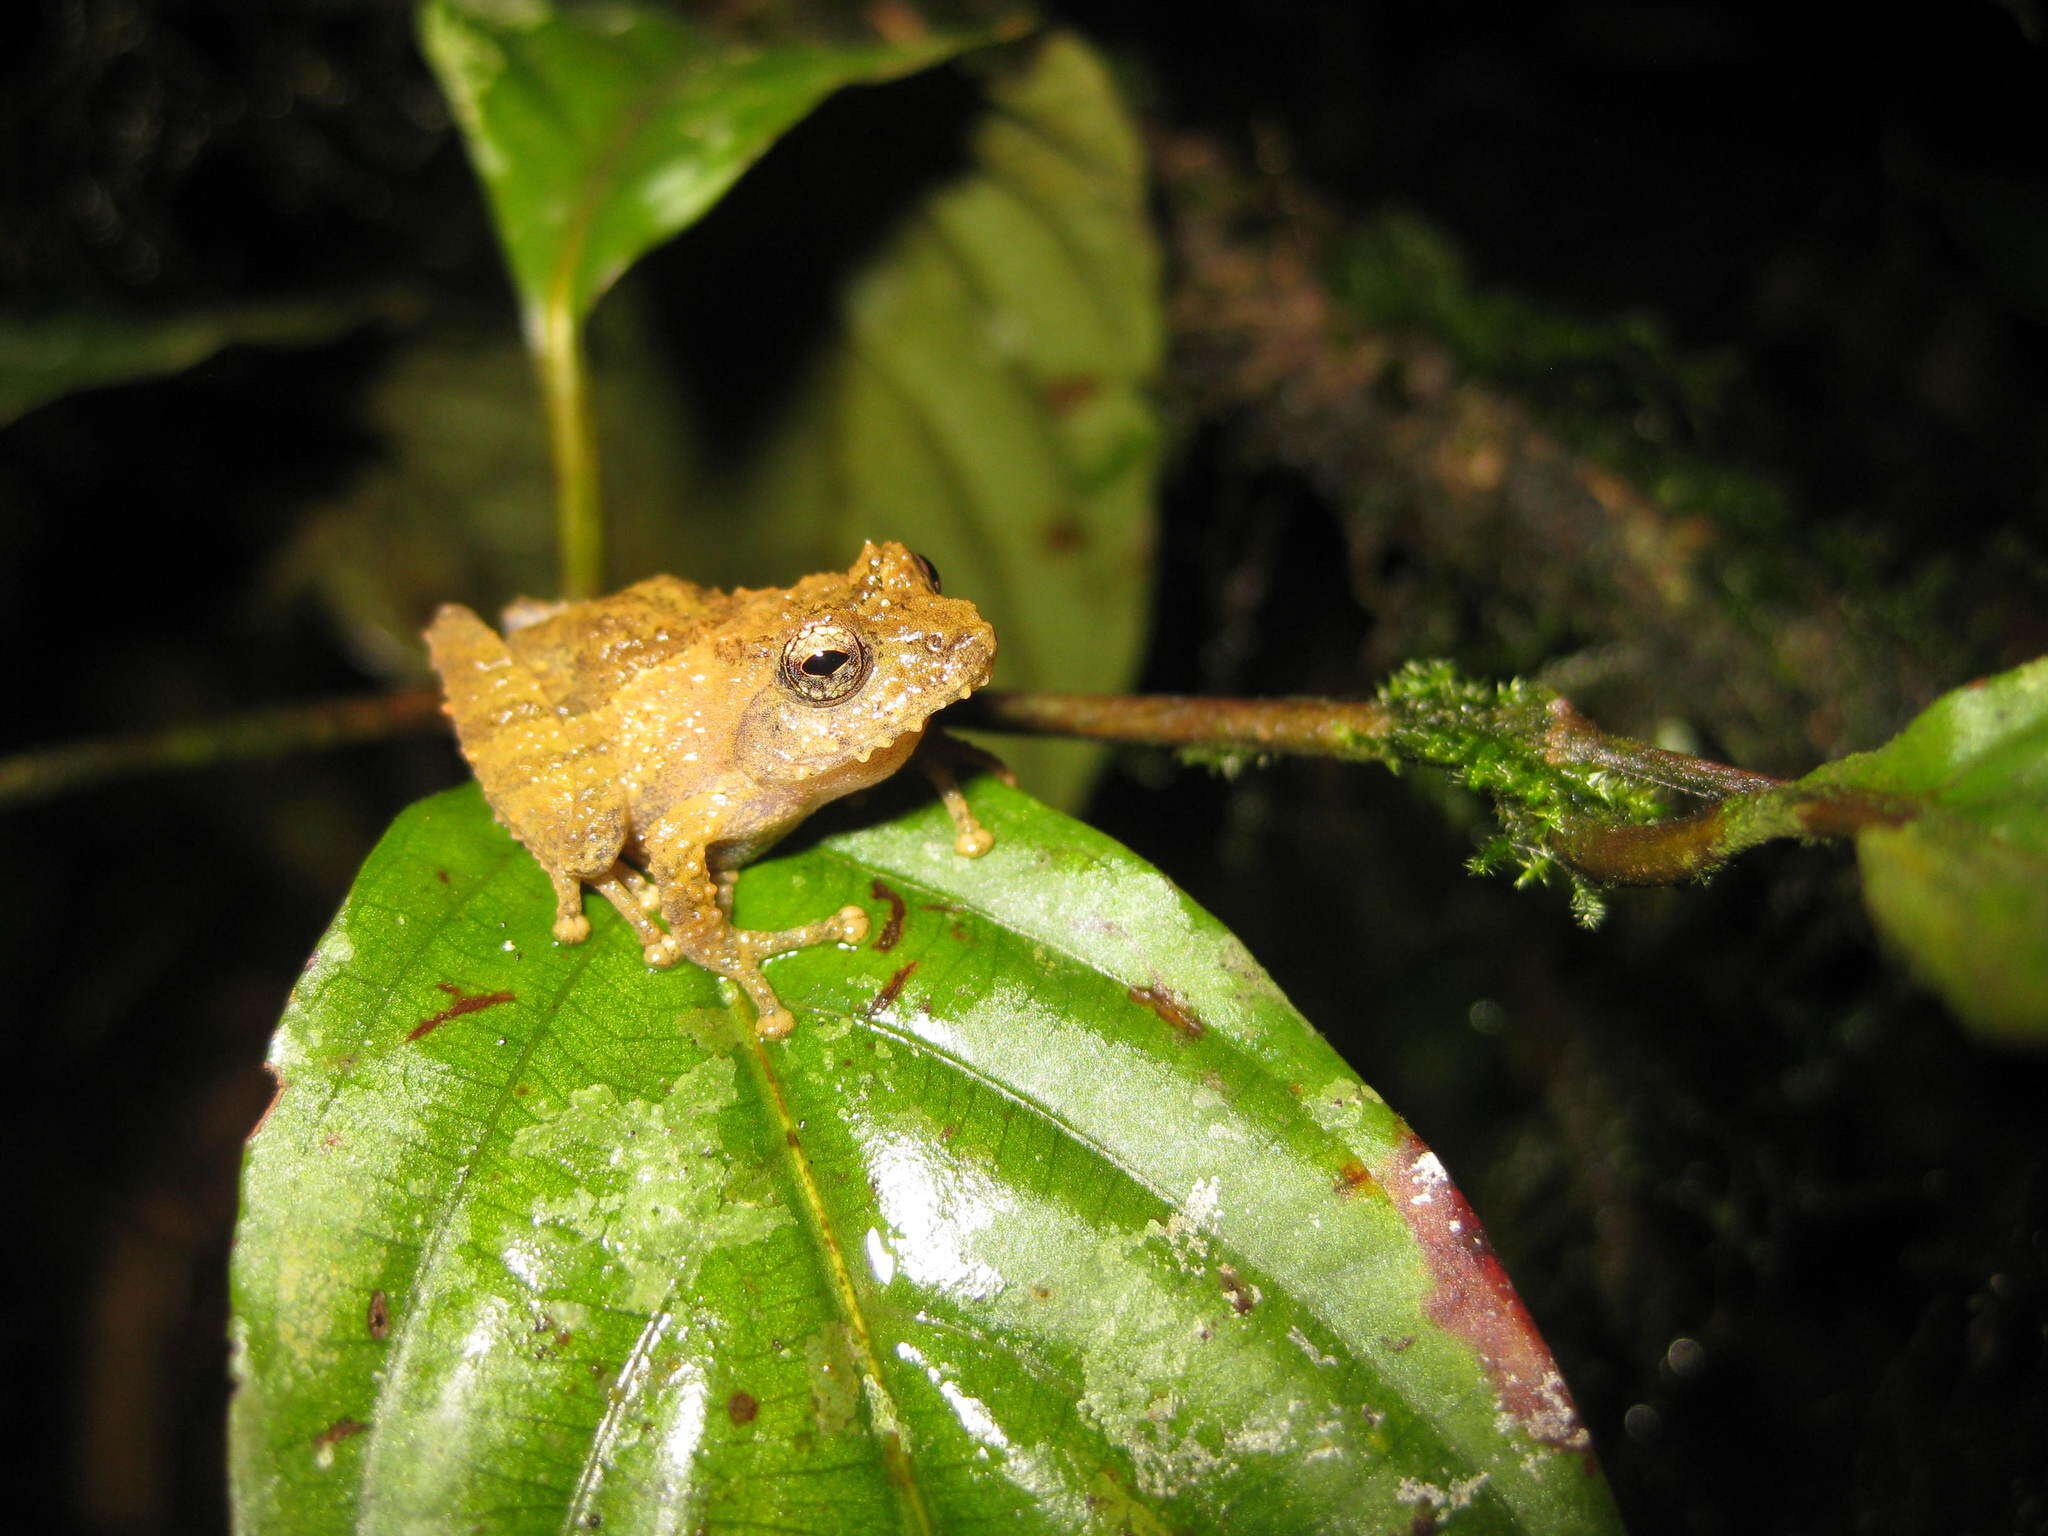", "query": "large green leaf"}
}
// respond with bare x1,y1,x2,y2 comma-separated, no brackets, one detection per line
1794,654,2048,1043
417,0,1005,332
231,781,1622,1533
